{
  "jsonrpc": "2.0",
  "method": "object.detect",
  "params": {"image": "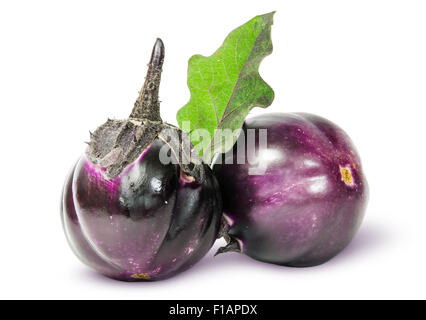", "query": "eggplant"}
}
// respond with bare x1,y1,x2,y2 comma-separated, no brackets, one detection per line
213,112,368,267
61,39,222,281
